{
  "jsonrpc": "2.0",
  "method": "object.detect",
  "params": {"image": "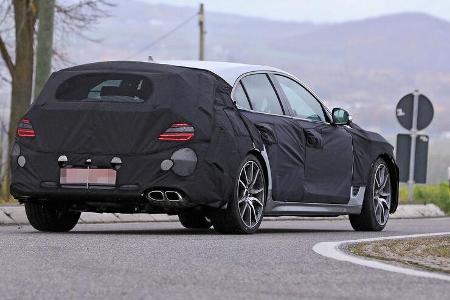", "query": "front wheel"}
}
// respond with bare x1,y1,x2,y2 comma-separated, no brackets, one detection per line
25,201,81,232
349,158,392,231
211,154,266,234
